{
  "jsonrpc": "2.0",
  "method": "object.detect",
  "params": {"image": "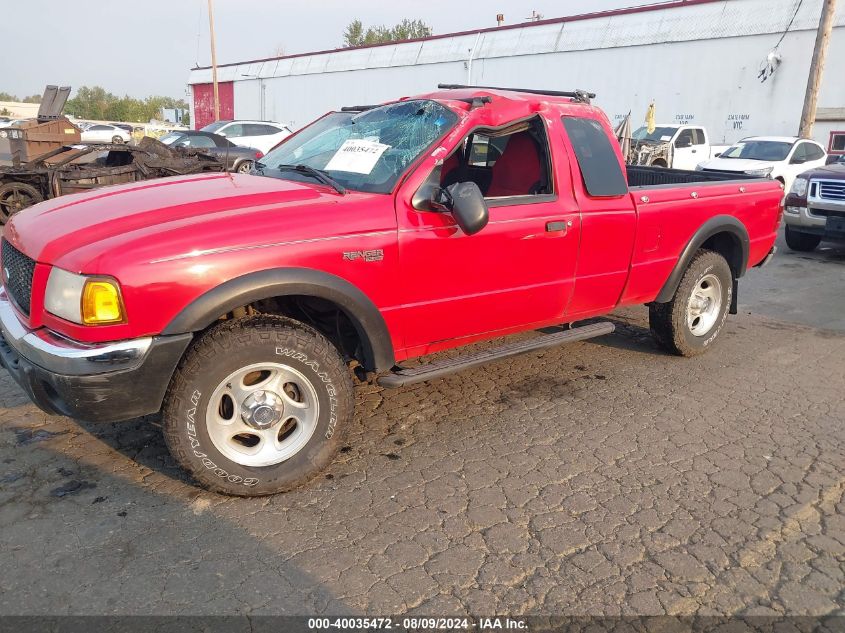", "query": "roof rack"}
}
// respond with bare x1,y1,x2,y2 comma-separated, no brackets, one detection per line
340,105,380,112
437,84,595,104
